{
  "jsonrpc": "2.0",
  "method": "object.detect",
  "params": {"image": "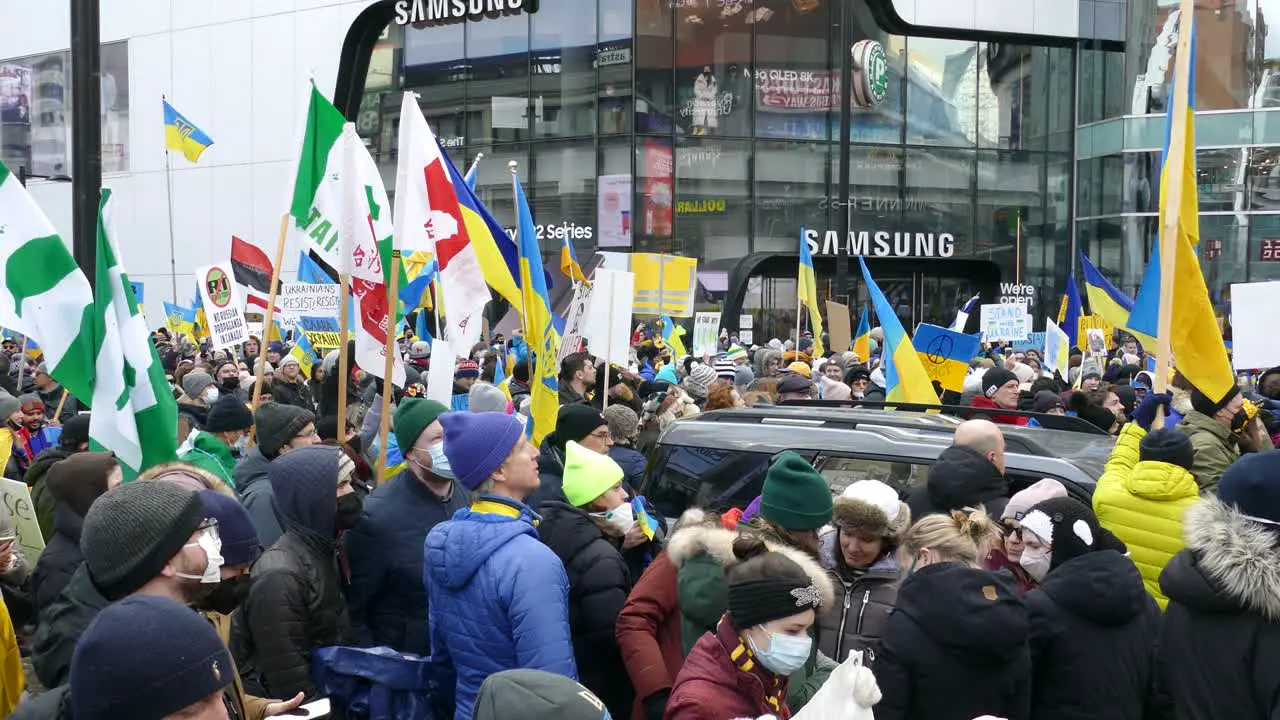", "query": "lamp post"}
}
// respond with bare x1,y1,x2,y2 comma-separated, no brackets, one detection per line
70,0,101,288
